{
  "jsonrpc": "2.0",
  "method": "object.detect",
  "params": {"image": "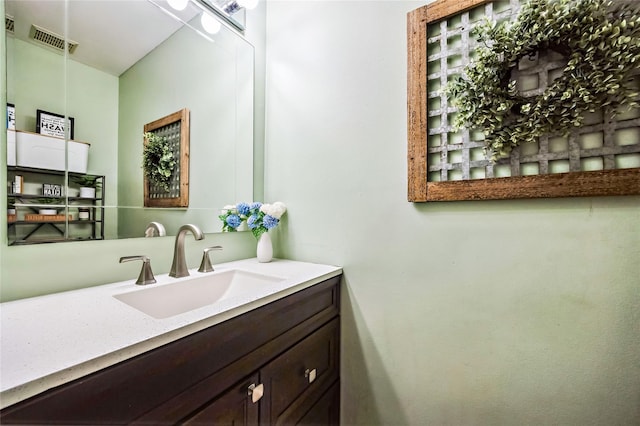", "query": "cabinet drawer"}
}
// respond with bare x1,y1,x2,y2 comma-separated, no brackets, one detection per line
261,318,340,425
182,373,259,425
